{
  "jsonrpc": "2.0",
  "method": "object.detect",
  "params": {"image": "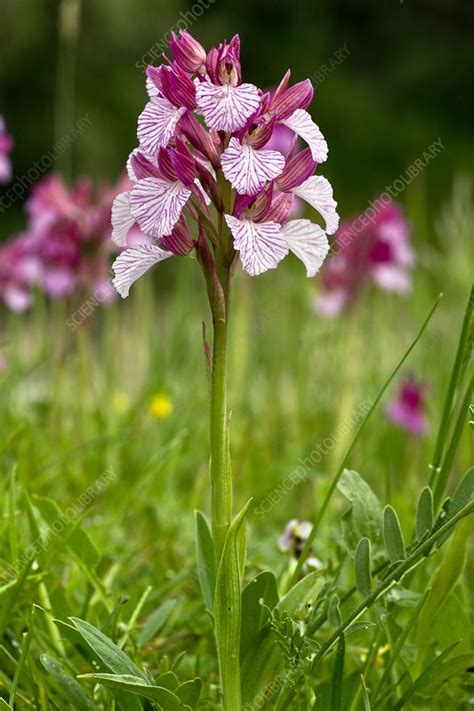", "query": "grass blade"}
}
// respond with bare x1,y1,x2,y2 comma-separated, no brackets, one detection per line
430,286,473,493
